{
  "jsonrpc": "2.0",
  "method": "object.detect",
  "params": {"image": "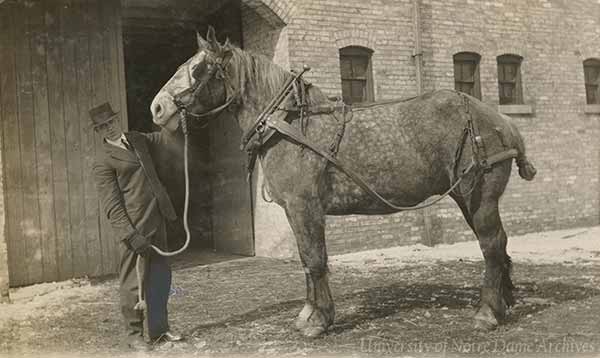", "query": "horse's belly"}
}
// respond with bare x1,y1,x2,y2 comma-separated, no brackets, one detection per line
323,165,445,215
